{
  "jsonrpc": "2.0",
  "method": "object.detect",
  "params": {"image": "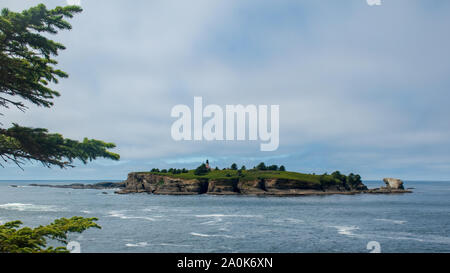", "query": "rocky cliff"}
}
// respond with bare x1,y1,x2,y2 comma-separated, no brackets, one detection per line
116,172,376,196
